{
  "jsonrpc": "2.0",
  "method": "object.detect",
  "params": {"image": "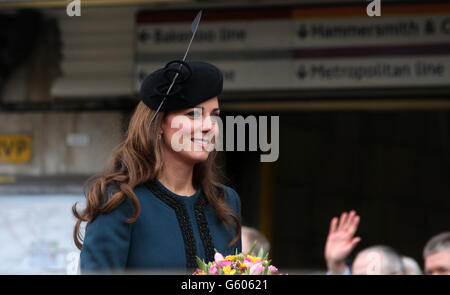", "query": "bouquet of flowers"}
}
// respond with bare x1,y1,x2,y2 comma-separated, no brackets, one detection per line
193,242,280,275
